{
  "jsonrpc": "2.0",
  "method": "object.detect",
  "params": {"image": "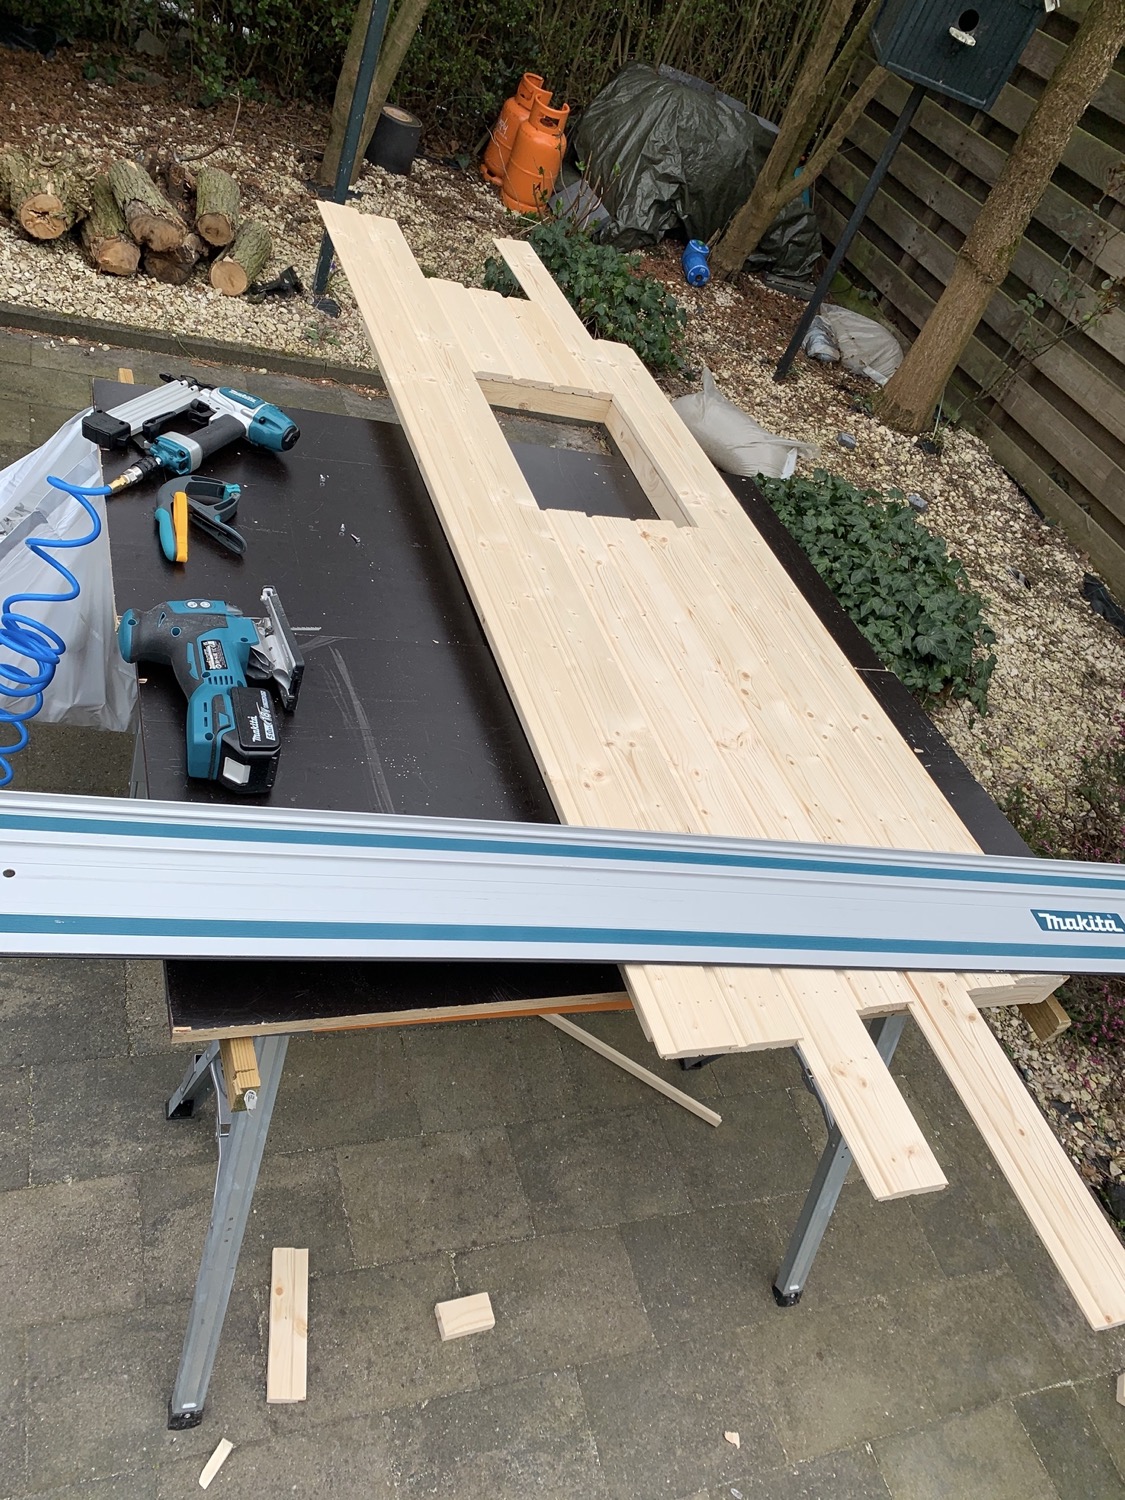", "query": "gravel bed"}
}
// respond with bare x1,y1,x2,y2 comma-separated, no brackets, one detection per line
2,46,1122,1200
